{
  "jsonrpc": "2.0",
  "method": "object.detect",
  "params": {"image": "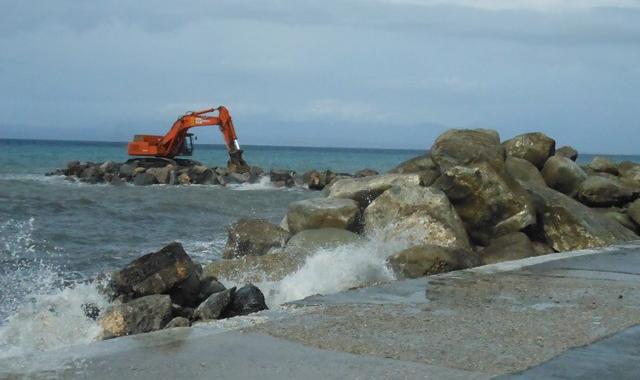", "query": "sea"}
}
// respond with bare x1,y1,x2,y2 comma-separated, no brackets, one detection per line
0,138,638,359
